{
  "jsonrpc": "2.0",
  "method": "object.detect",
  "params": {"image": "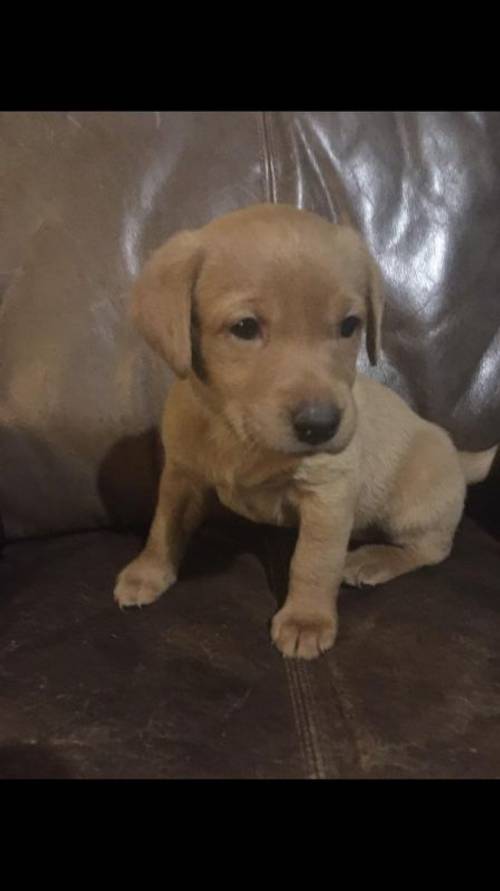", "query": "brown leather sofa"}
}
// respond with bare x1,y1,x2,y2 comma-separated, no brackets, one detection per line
1,111,499,779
